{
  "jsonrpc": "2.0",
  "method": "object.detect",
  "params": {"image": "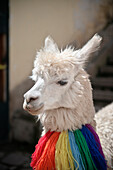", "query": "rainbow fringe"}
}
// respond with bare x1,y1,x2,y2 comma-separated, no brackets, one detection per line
31,124,107,170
